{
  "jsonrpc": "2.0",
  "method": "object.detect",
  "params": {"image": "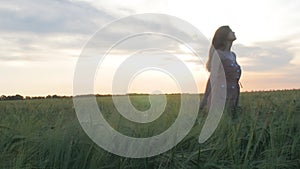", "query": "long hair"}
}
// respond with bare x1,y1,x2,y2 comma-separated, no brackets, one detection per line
206,26,232,72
